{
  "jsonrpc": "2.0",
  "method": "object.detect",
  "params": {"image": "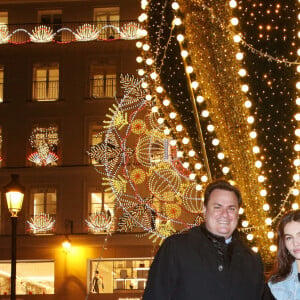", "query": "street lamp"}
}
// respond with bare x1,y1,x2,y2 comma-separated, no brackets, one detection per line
3,174,25,300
